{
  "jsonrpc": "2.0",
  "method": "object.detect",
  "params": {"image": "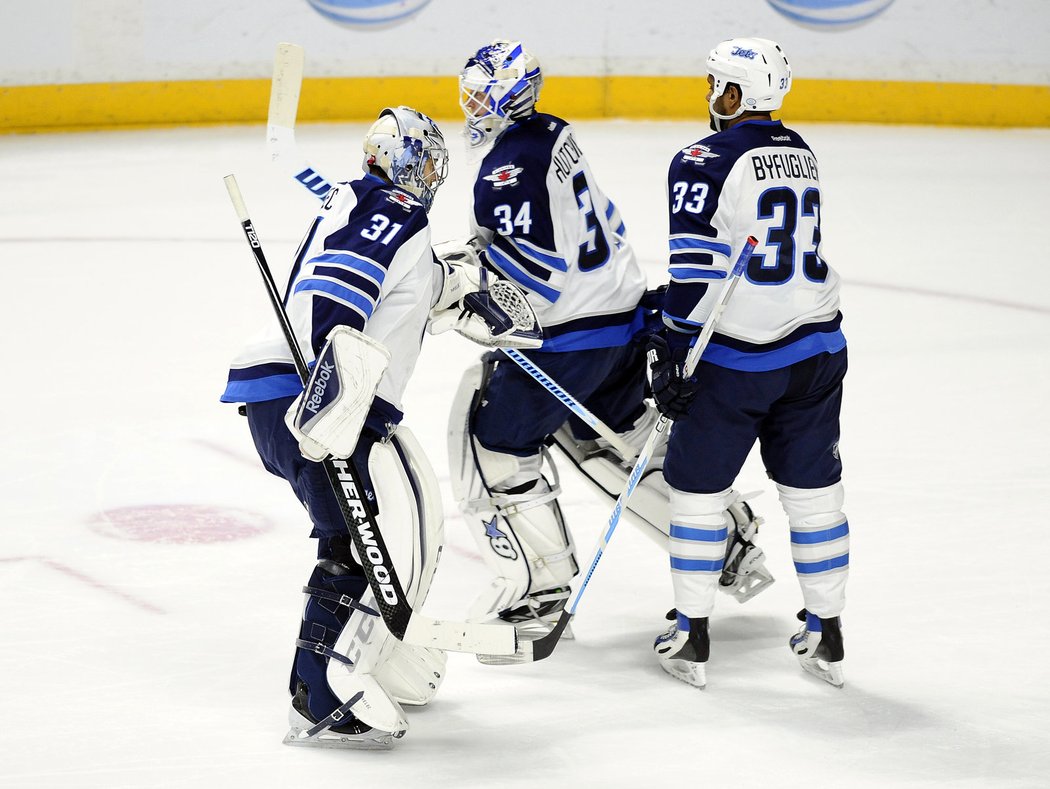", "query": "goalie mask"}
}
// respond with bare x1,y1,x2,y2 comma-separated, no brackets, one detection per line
706,38,791,131
459,40,543,149
363,106,449,212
